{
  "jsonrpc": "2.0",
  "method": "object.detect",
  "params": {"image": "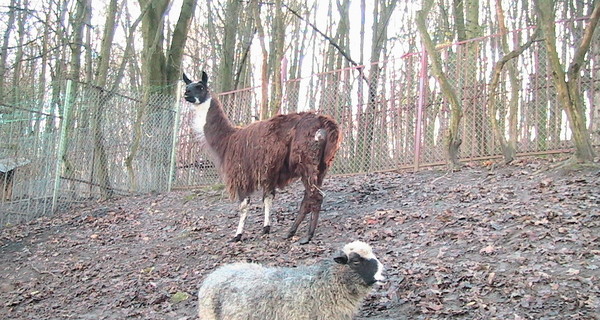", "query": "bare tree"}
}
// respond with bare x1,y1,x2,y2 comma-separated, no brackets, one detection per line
267,0,286,117
61,0,91,196
534,0,599,162
88,0,119,199
218,0,241,93
356,0,397,172
46,0,70,133
253,0,270,120
285,0,312,113
417,0,463,169
320,0,351,116
0,0,18,102
488,1,539,164
125,0,197,191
